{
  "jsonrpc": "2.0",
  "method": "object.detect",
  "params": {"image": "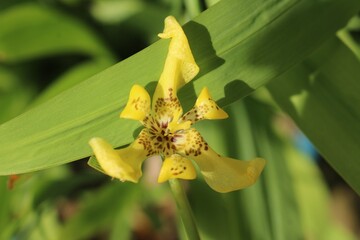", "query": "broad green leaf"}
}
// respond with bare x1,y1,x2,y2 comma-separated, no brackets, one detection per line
87,155,105,174
0,3,112,63
0,0,359,174
267,37,360,194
